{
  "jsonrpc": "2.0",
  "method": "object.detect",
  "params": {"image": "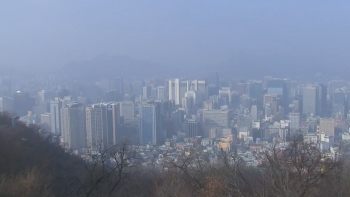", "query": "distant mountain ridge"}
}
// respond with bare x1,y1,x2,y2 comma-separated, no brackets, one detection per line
58,54,349,80
59,55,176,79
